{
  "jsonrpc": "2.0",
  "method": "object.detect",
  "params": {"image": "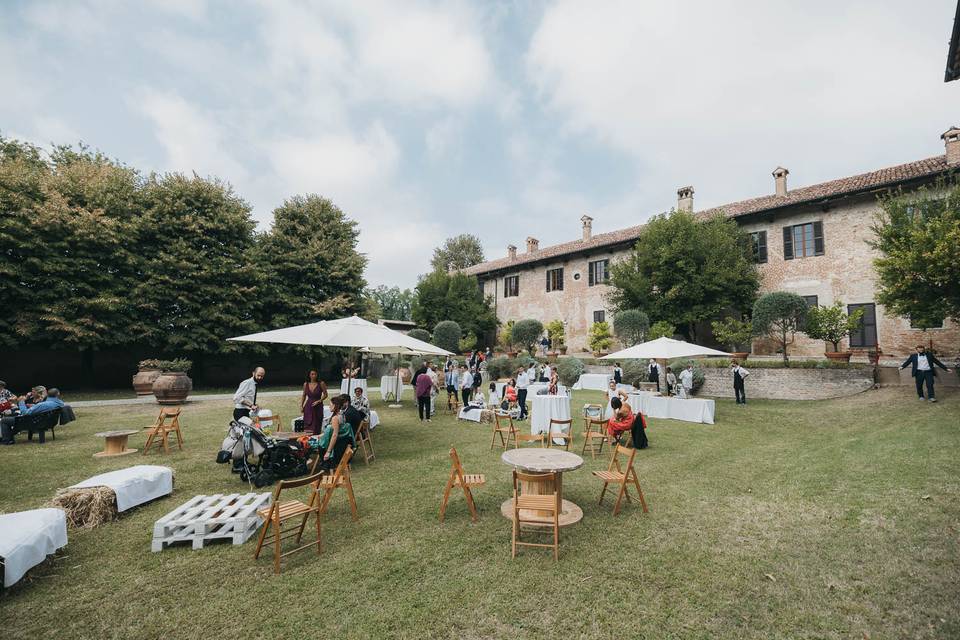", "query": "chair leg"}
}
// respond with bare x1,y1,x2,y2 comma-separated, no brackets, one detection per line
598,481,609,505
295,512,310,543
633,474,648,513
175,426,184,450
253,516,271,559
438,475,455,523
463,486,479,523
273,516,282,574
553,515,559,561
345,479,359,521
613,482,628,516
315,510,323,554
318,488,334,515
